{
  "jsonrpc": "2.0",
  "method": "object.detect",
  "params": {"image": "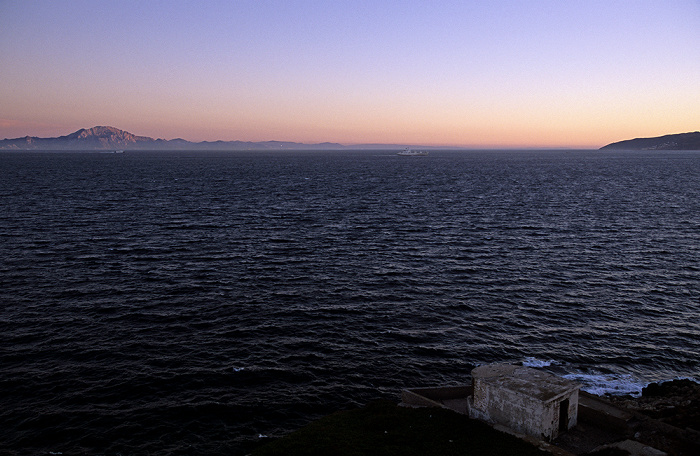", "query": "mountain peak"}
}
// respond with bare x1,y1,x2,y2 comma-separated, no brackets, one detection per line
65,126,139,140
53,126,155,148
81,126,123,135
